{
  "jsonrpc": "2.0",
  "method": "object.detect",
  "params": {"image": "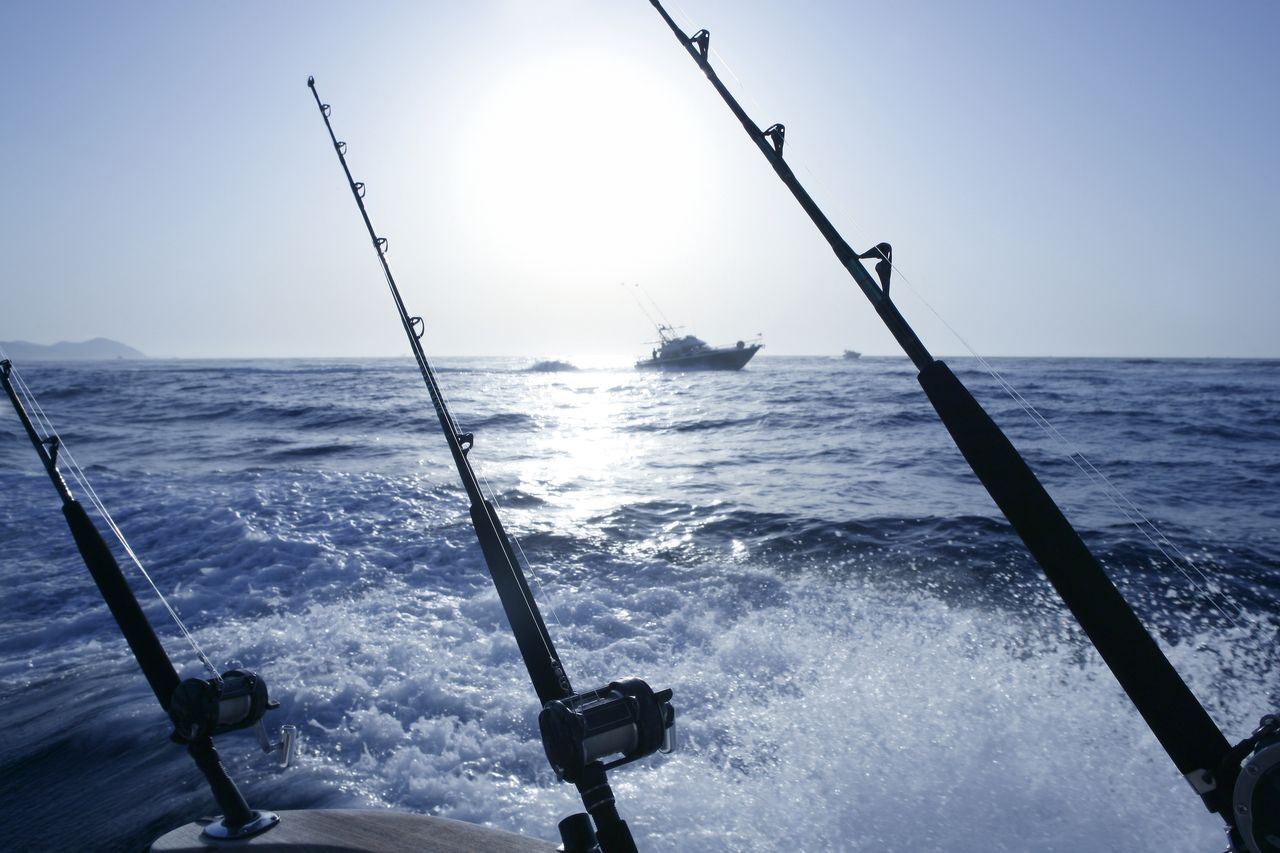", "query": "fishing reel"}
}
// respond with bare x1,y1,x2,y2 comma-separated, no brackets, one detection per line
1231,715,1280,853
169,669,296,767
539,677,675,784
